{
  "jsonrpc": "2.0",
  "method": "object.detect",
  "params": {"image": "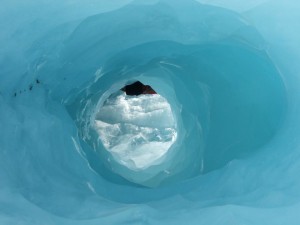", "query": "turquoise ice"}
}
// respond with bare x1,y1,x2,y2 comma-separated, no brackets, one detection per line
1,0,300,224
